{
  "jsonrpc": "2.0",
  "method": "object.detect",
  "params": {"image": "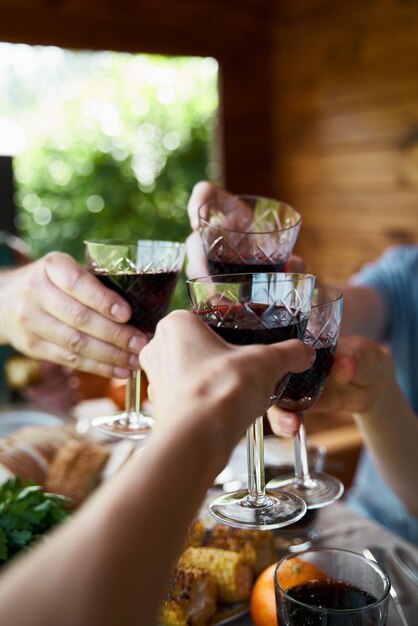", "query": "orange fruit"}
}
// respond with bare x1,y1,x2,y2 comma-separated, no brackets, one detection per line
250,557,328,626
276,556,327,591
250,563,278,626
